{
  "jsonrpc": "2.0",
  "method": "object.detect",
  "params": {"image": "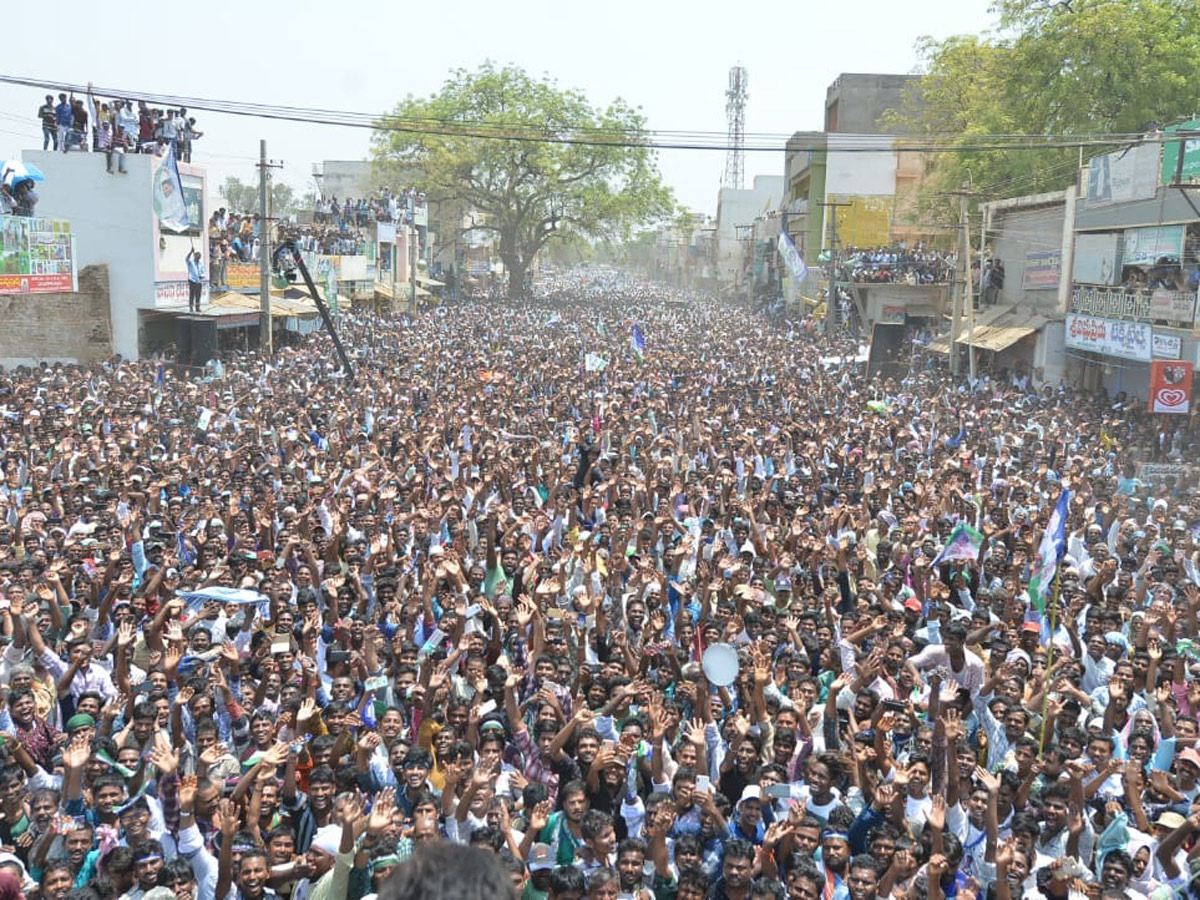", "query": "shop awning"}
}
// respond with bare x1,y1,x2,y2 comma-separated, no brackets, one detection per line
925,334,952,354
415,275,445,287
374,280,394,299
961,324,1037,352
